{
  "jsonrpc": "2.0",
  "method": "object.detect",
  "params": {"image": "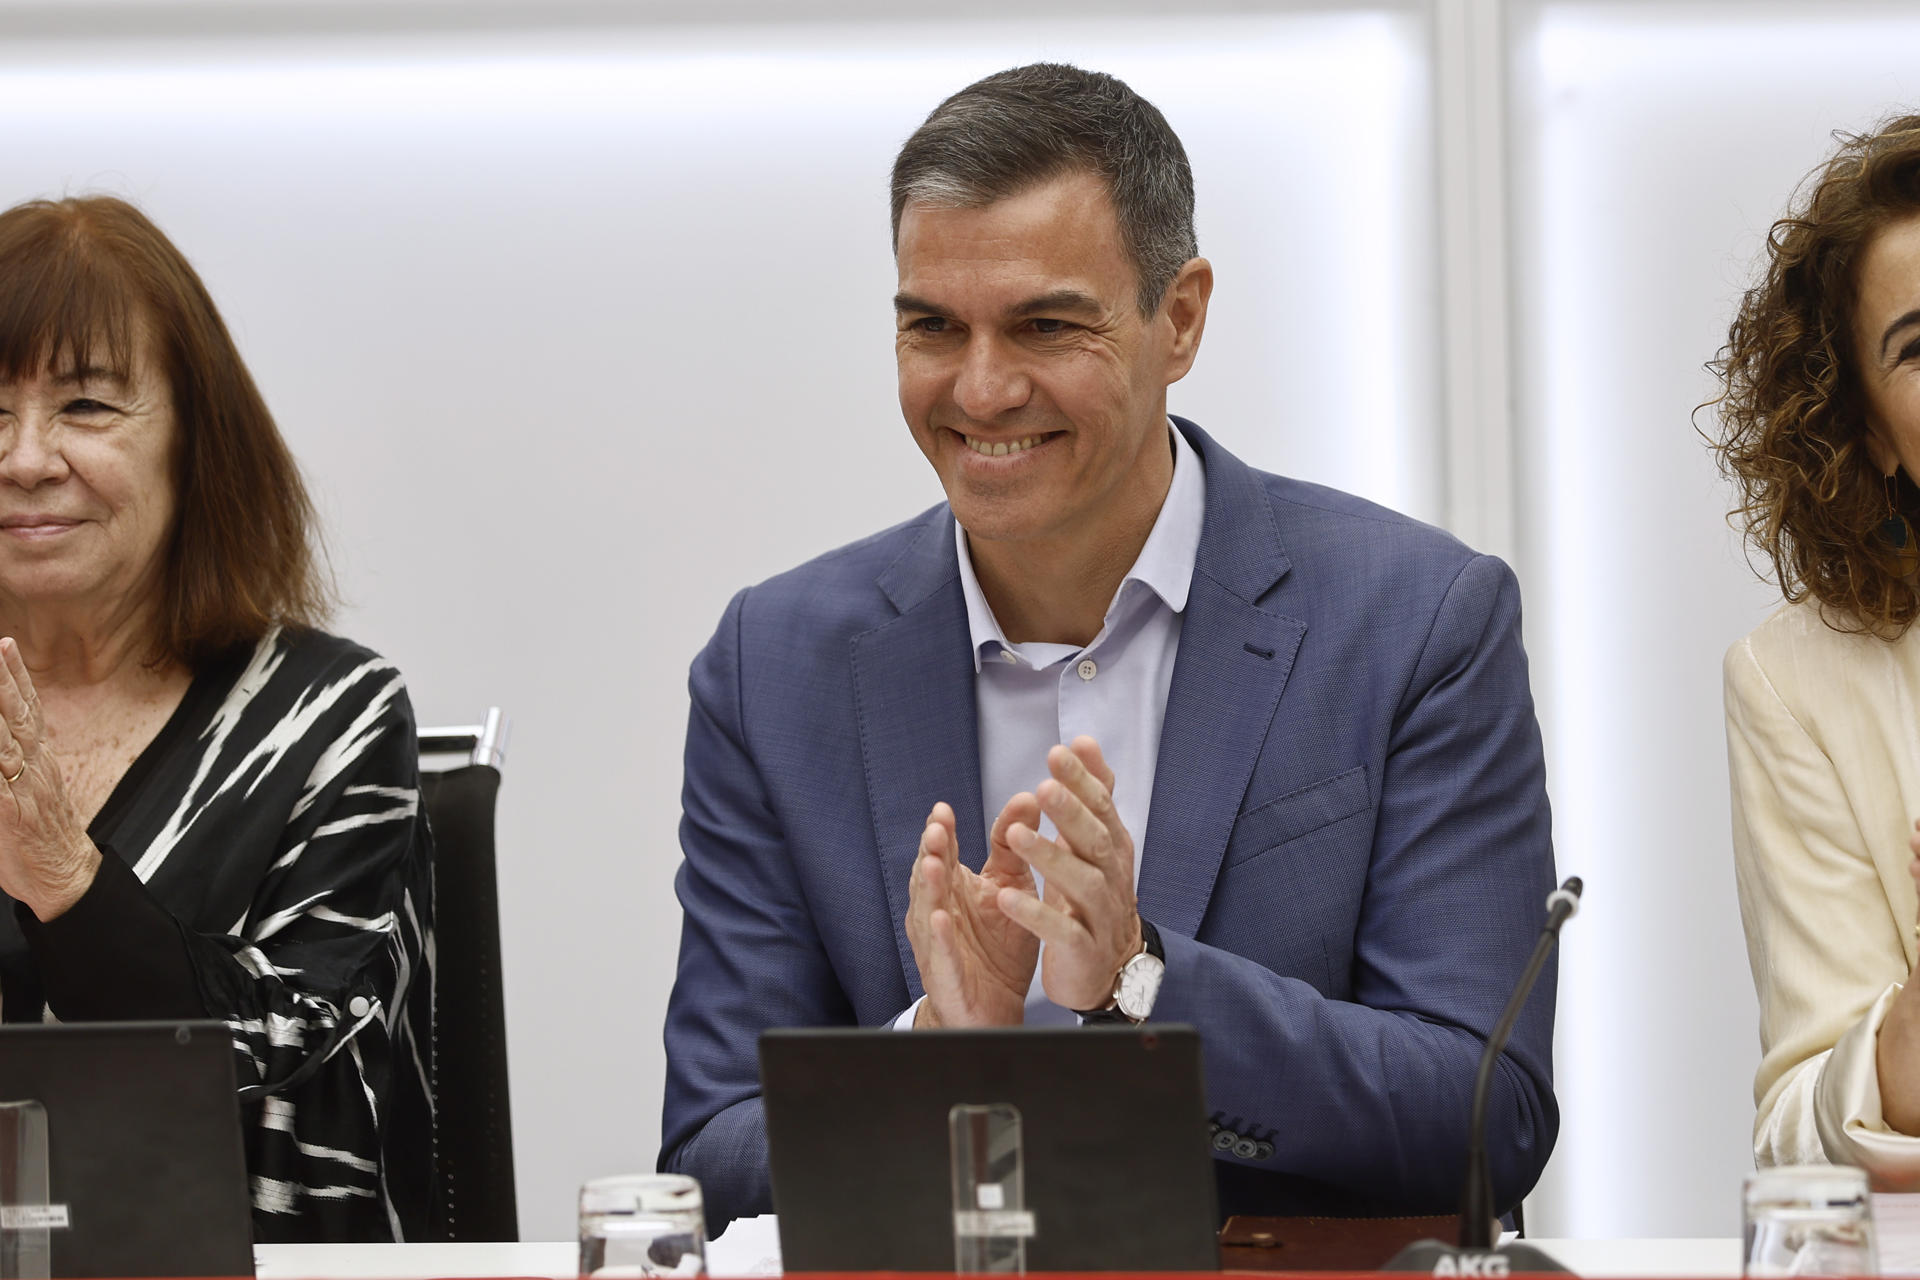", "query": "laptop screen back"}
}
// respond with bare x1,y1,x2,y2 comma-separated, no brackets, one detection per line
0,1020,254,1278
759,1024,1219,1271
